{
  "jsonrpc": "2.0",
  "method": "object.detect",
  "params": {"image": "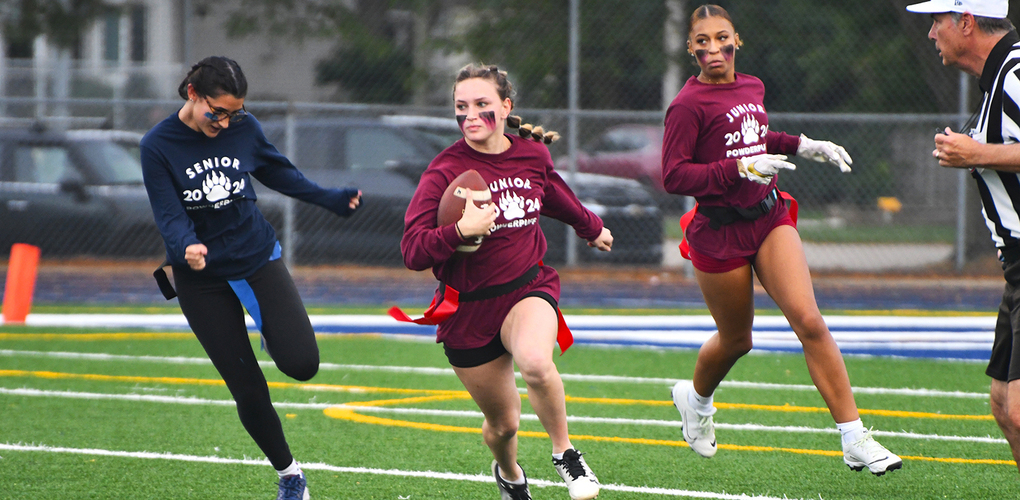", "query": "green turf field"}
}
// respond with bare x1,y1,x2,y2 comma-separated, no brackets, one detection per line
0,327,1011,499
